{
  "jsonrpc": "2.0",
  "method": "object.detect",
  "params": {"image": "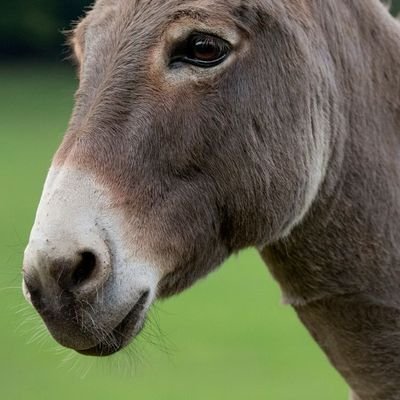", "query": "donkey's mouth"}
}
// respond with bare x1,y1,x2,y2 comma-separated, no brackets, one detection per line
77,290,150,357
